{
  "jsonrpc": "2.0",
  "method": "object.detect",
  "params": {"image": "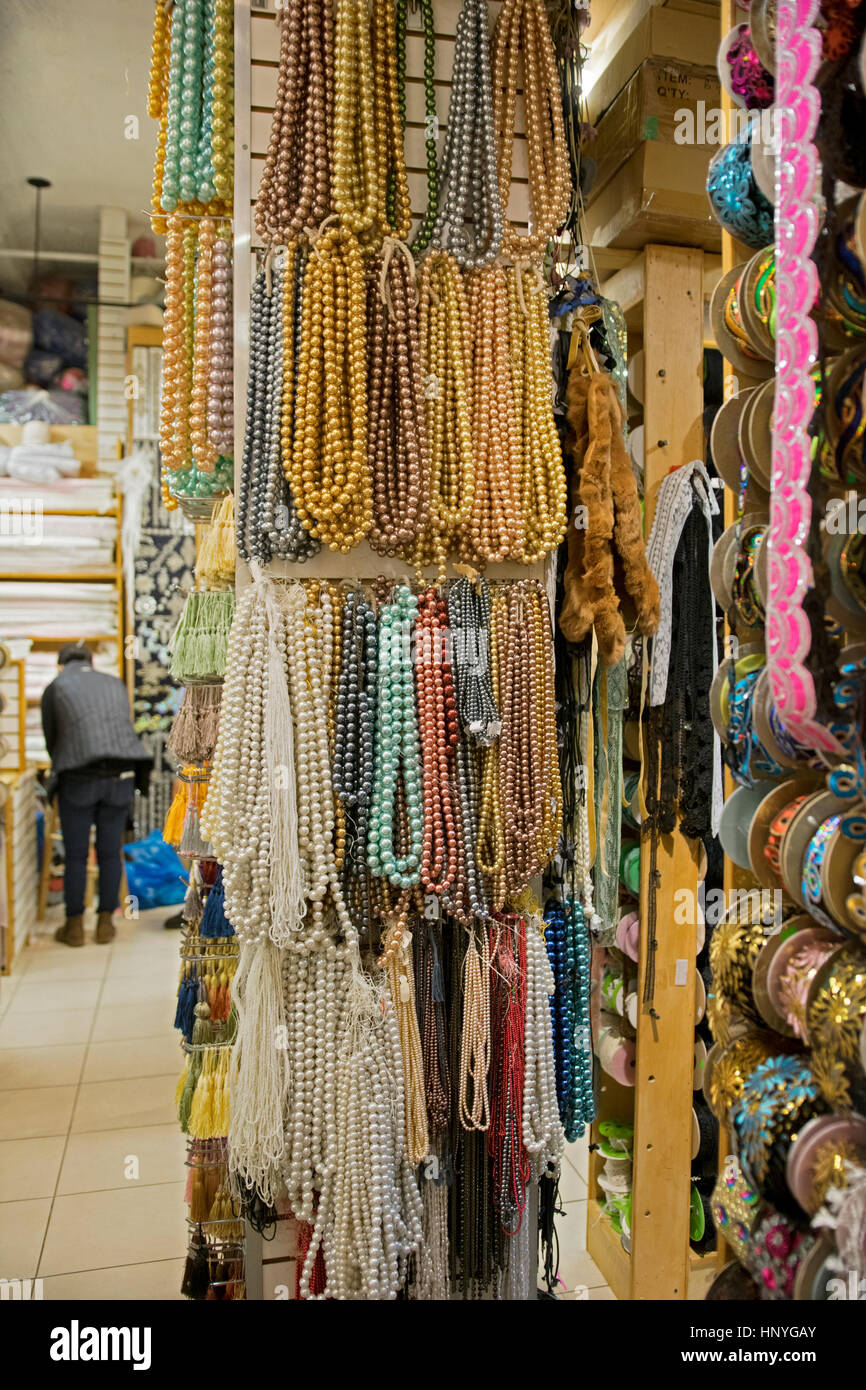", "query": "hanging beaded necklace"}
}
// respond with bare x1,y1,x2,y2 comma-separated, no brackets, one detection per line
333,588,379,934
395,0,439,253
366,240,430,556
367,585,424,890
462,268,522,564
416,587,460,897
254,0,333,243
491,0,571,258
430,0,503,267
